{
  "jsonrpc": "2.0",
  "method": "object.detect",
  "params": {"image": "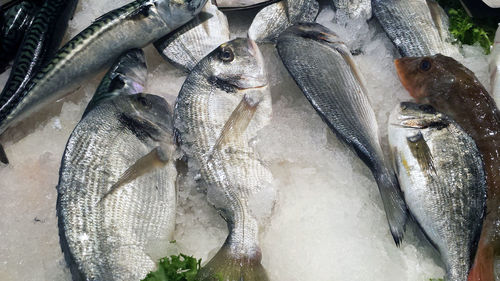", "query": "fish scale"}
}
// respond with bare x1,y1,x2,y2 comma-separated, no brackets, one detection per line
277,23,408,244
0,0,206,157
0,0,78,108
